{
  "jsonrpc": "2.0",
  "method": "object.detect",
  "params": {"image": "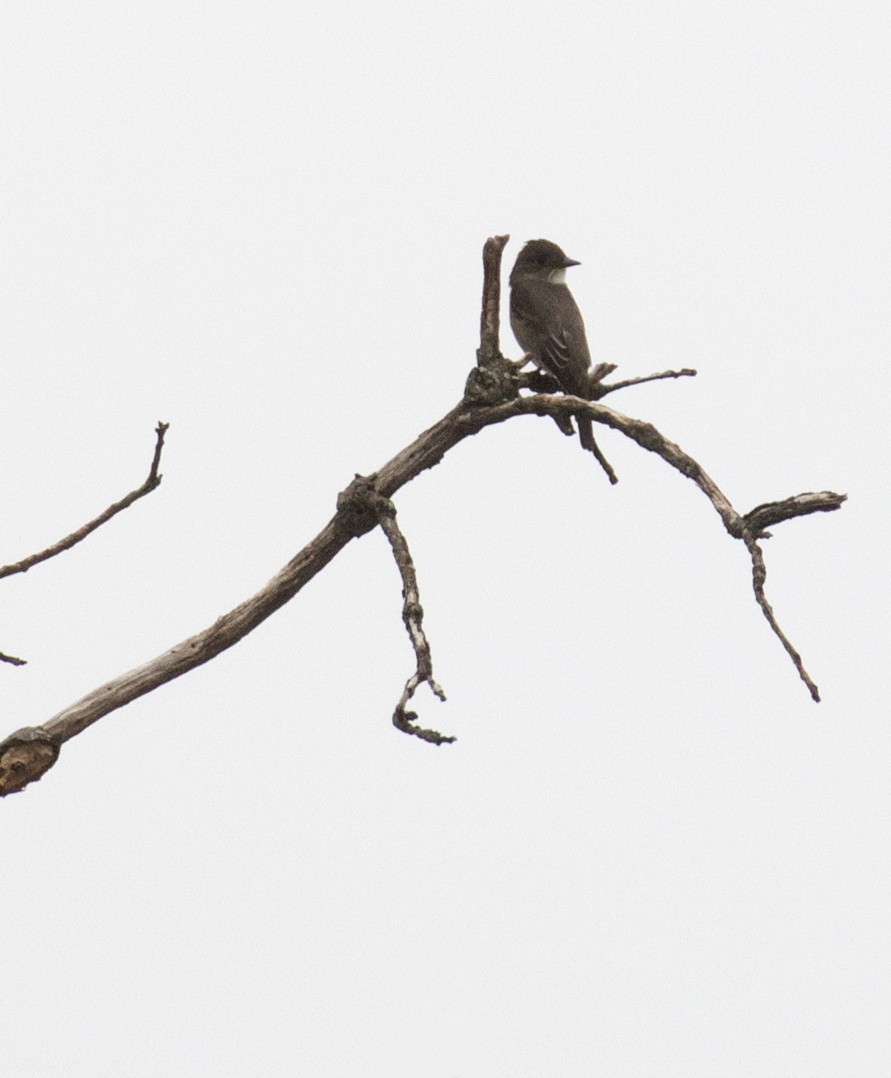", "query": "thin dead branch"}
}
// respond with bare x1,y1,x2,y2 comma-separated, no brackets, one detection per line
0,422,169,580
741,531,821,701
337,476,452,743
594,367,698,398
375,503,451,745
